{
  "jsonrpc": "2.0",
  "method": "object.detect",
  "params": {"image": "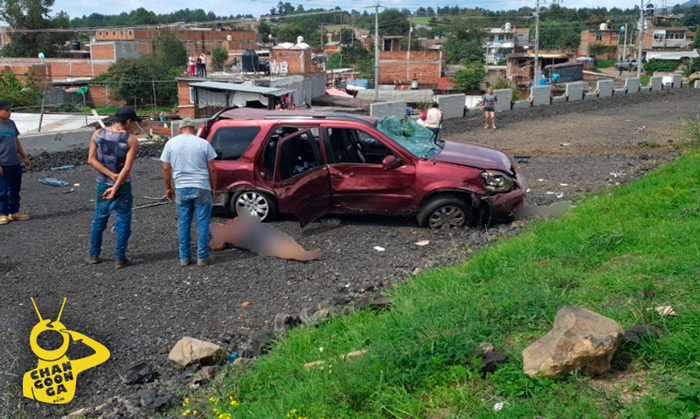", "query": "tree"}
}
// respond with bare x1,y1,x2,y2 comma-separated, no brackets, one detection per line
211,47,229,71
276,23,304,43
0,0,72,57
341,41,369,64
695,27,700,50
327,53,345,69
443,38,484,65
0,69,40,109
453,65,486,90
152,30,187,70
378,9,410,36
